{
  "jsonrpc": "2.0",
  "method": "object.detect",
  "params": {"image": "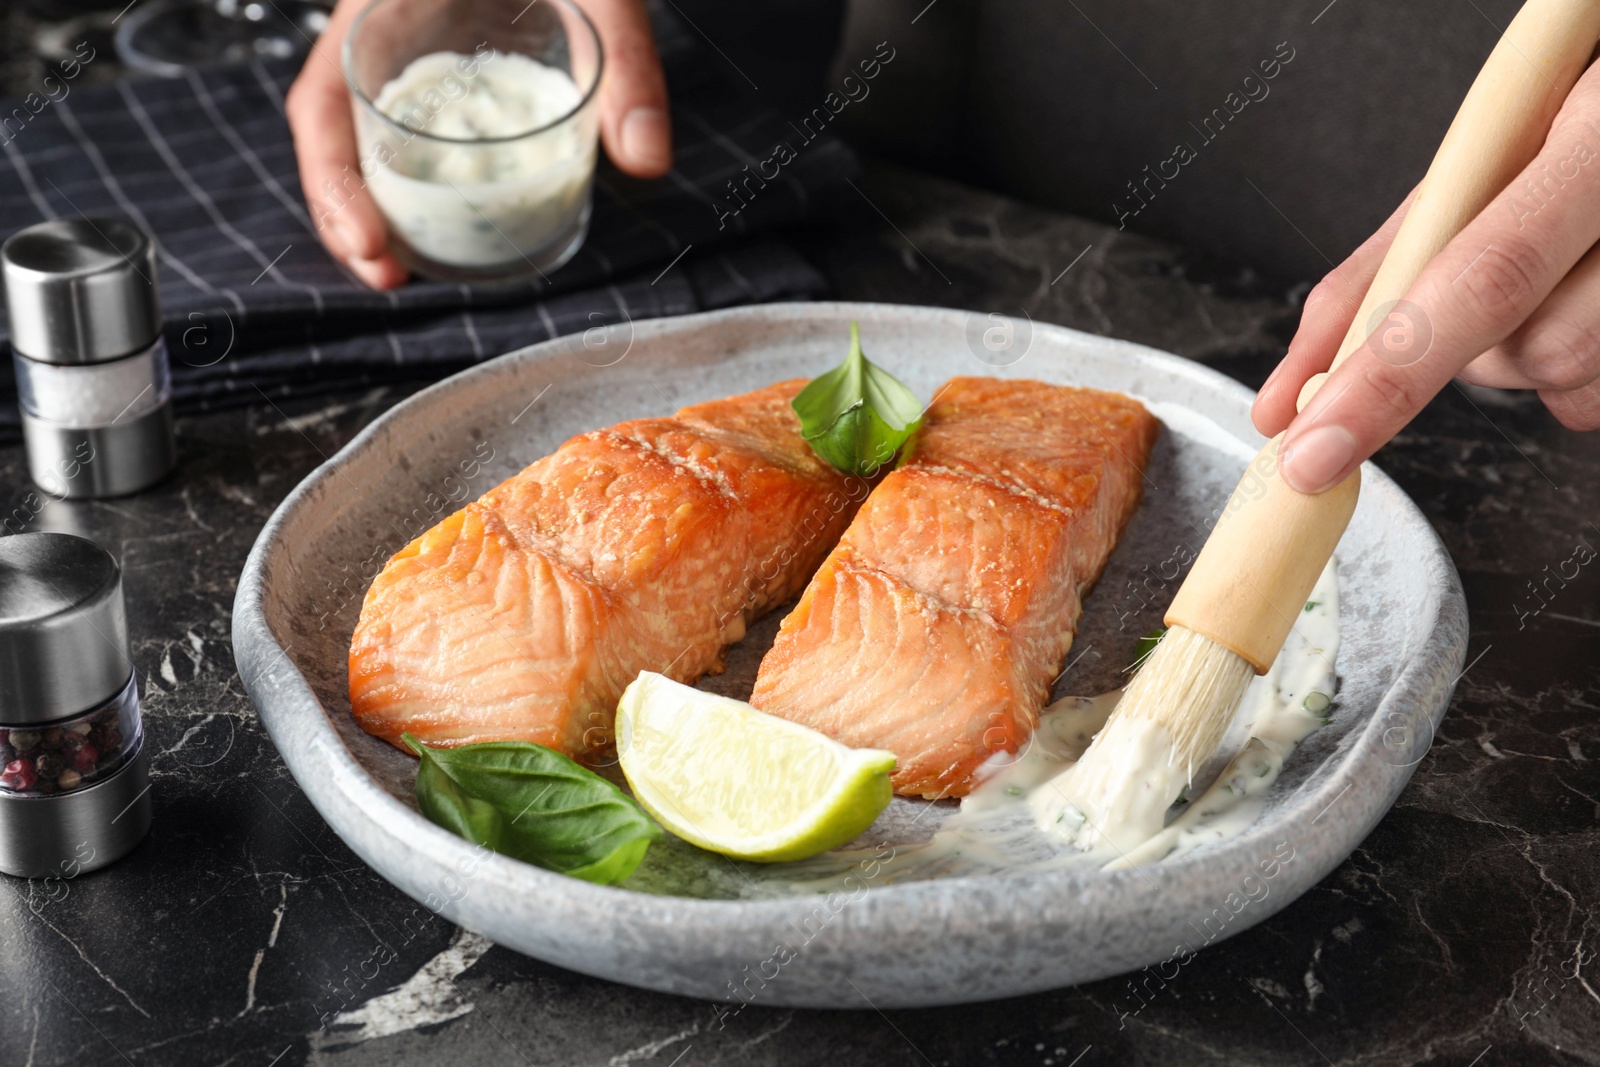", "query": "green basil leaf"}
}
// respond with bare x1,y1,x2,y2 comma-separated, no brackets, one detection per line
404,734,660,885
414,744,506,849
792,322,923,476
800,404,905,479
